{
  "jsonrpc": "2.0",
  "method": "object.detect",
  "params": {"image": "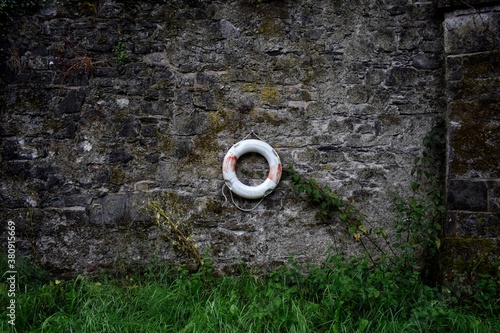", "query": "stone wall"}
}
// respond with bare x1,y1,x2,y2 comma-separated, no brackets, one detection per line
440,2,500,281
0,0,446,275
